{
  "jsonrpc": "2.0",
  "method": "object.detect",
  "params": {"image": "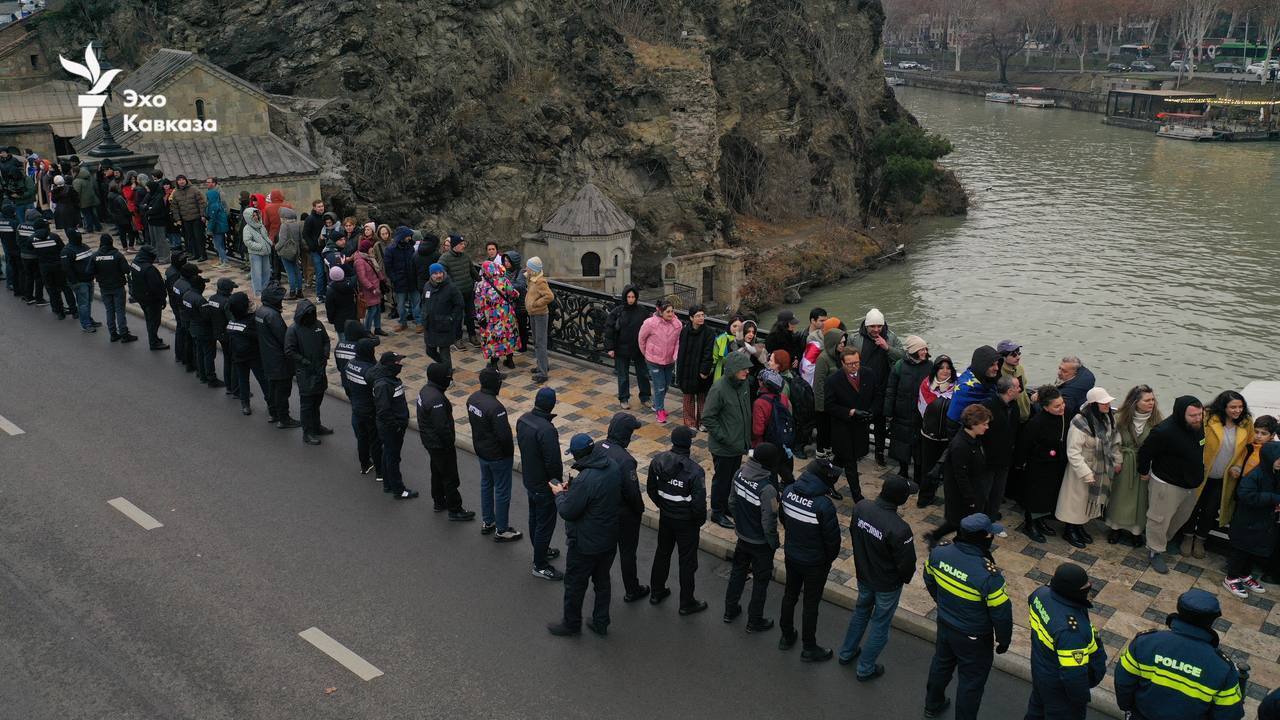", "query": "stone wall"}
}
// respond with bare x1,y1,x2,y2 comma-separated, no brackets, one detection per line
0,25,52,91
0,123,54,159
217,176,320,214
152,65,270,137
